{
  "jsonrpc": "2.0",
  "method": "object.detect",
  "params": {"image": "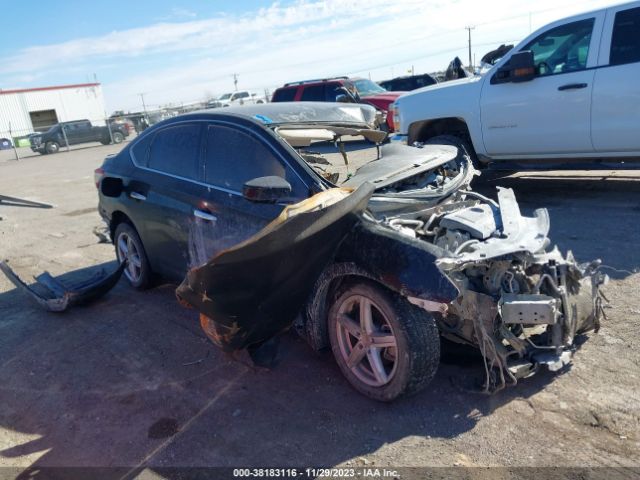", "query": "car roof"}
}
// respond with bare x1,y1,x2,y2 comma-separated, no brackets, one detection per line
183,102,376,126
